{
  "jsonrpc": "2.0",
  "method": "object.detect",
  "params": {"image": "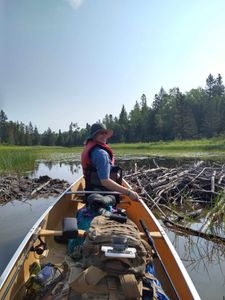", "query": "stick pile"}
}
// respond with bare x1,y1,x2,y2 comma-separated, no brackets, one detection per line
124,160,225,244
0,175,70,205
124,160,225,205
